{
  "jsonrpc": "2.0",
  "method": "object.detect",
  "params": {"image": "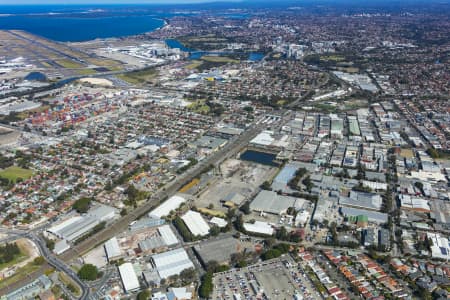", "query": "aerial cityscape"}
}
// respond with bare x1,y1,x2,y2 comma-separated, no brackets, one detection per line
0,0,449,299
